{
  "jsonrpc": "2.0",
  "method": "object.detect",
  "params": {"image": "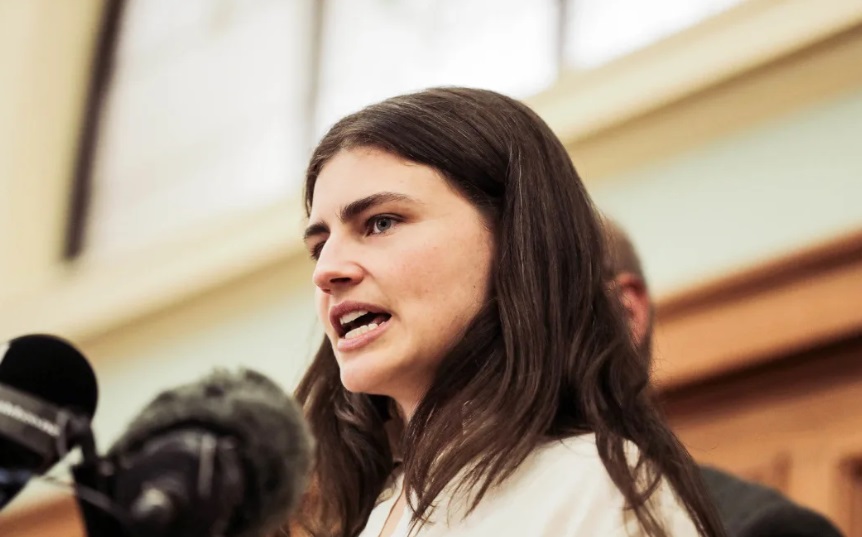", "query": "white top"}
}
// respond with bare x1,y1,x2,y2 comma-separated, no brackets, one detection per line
358,434,700,537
